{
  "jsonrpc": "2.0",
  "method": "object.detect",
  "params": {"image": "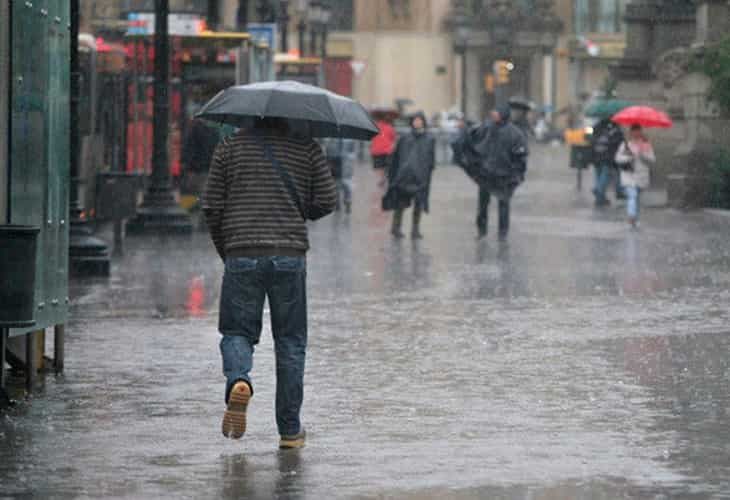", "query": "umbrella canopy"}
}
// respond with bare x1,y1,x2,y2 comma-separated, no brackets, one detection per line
584,99,632,118
196,81,379,141
611,106,673,129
